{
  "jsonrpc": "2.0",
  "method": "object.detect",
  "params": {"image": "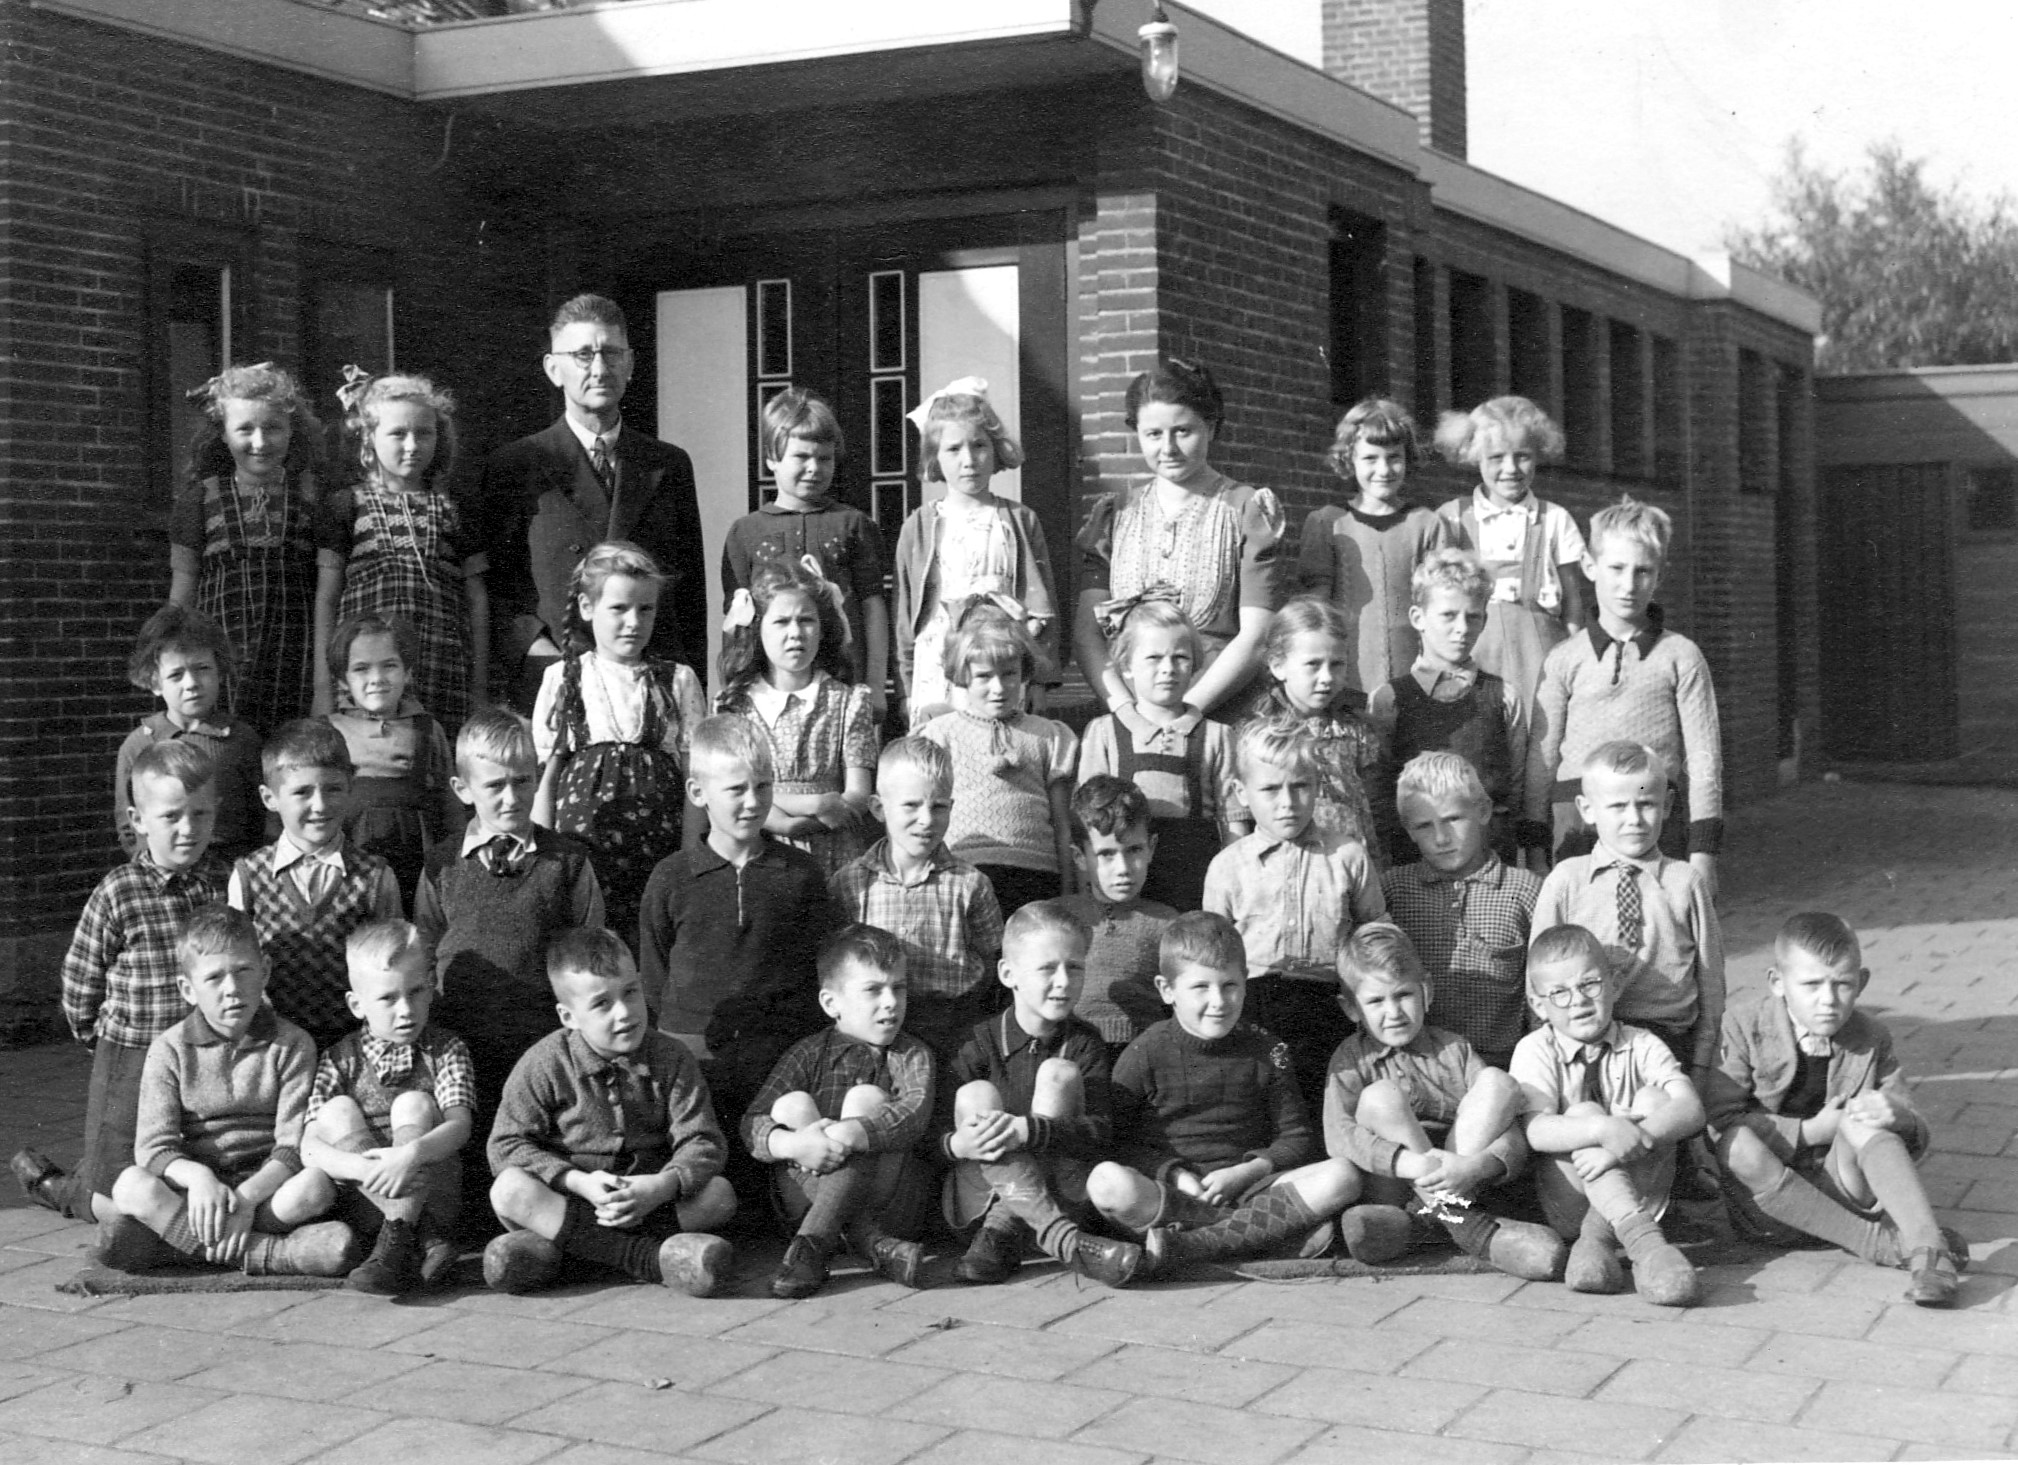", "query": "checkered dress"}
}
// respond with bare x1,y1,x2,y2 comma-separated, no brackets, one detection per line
322,482,472,727
173,470,321,730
